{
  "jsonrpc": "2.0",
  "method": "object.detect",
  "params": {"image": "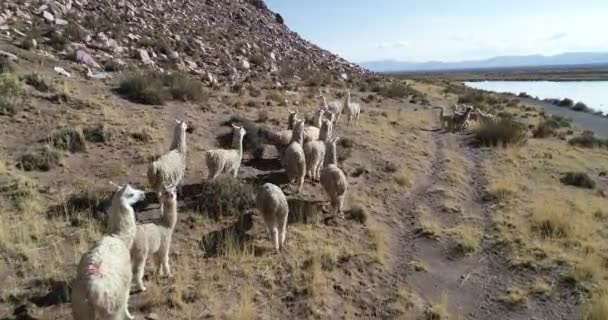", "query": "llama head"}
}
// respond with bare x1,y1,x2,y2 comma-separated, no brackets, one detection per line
111,183,146,207
161,185,177,203
175,119,188,133
231,124,247,140
287,109,298,129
